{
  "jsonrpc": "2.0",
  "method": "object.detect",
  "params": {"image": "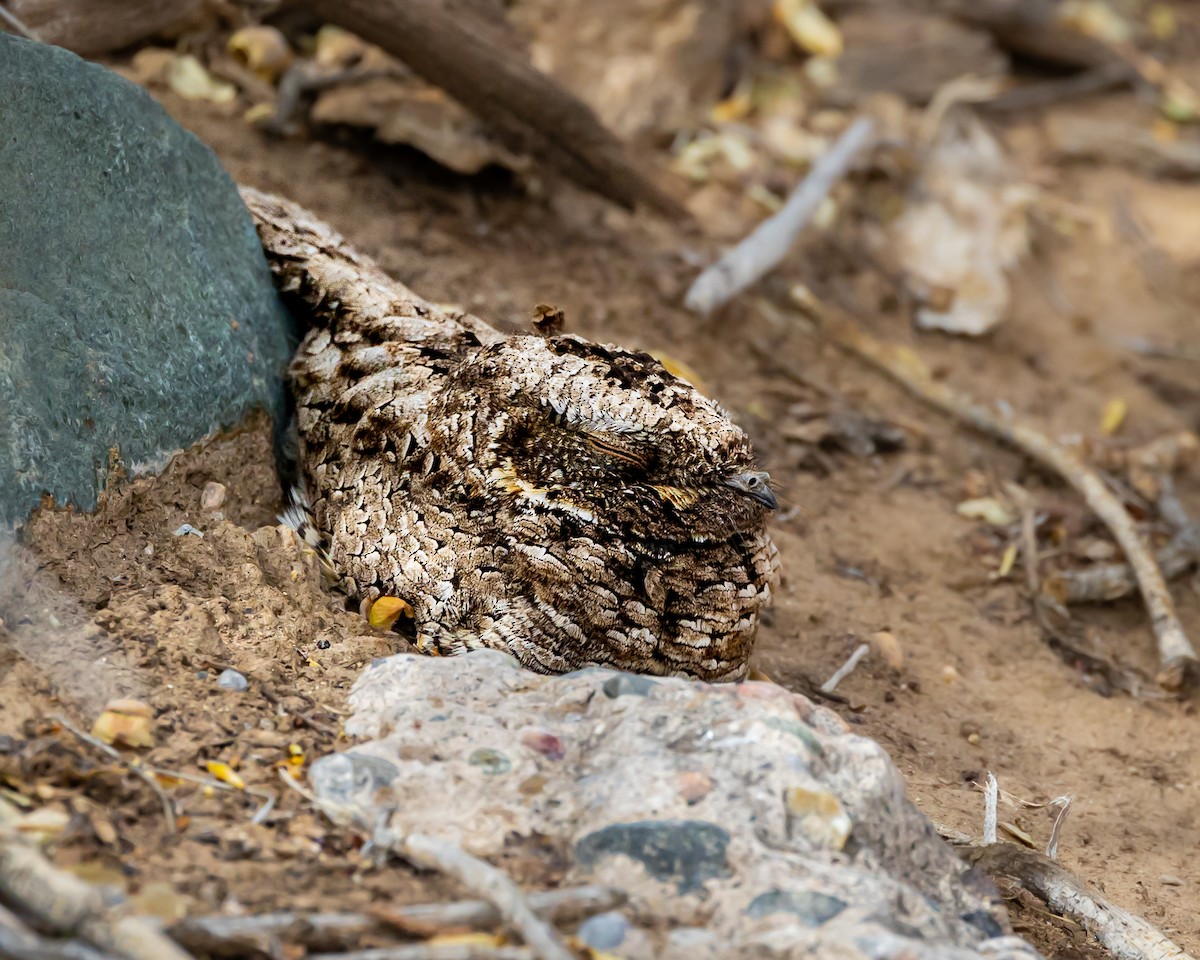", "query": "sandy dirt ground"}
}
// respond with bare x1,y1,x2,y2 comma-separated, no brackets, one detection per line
1,21,1198,957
